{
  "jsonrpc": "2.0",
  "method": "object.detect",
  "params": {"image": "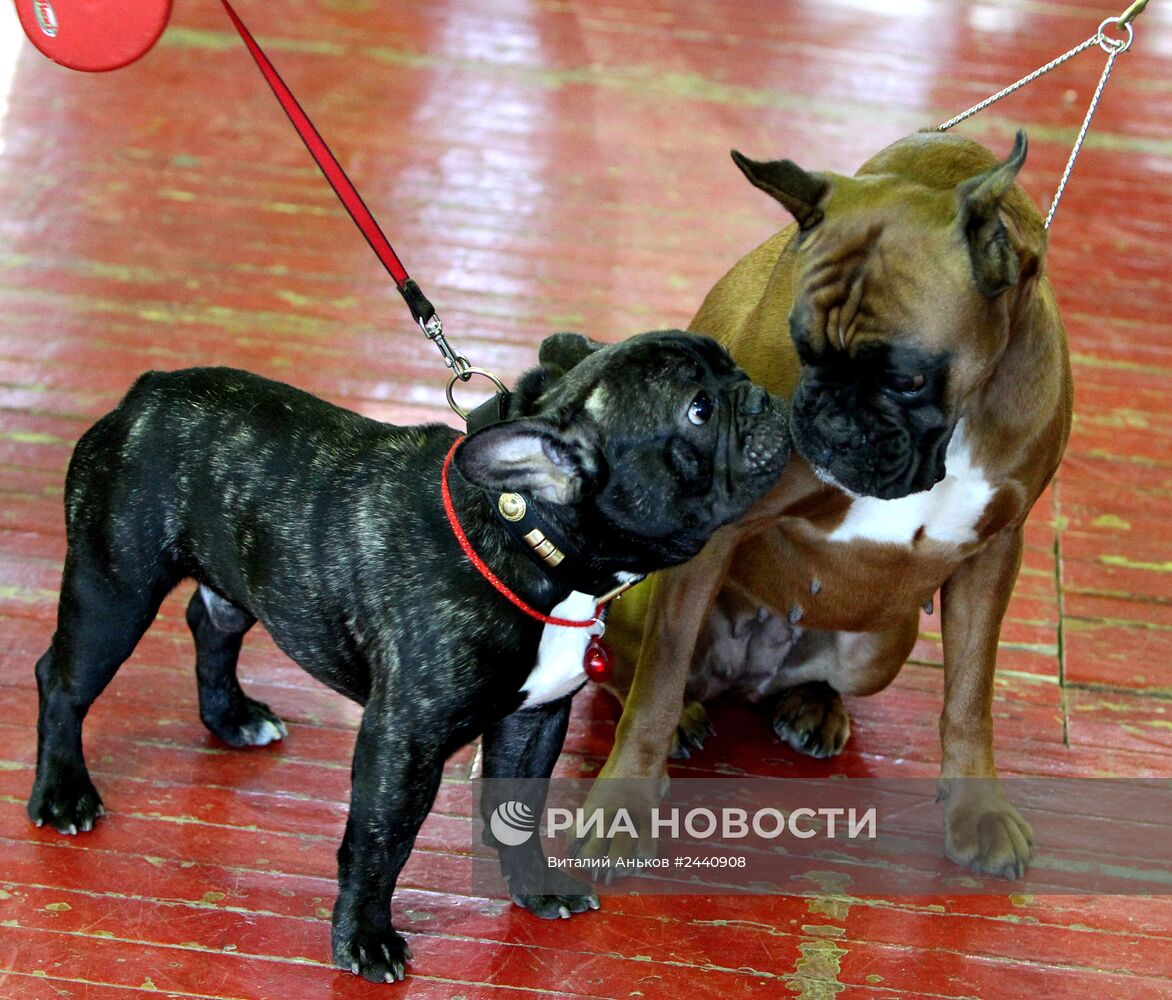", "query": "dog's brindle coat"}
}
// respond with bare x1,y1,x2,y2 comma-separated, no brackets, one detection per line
28,331,788,983
586,132,1071,880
